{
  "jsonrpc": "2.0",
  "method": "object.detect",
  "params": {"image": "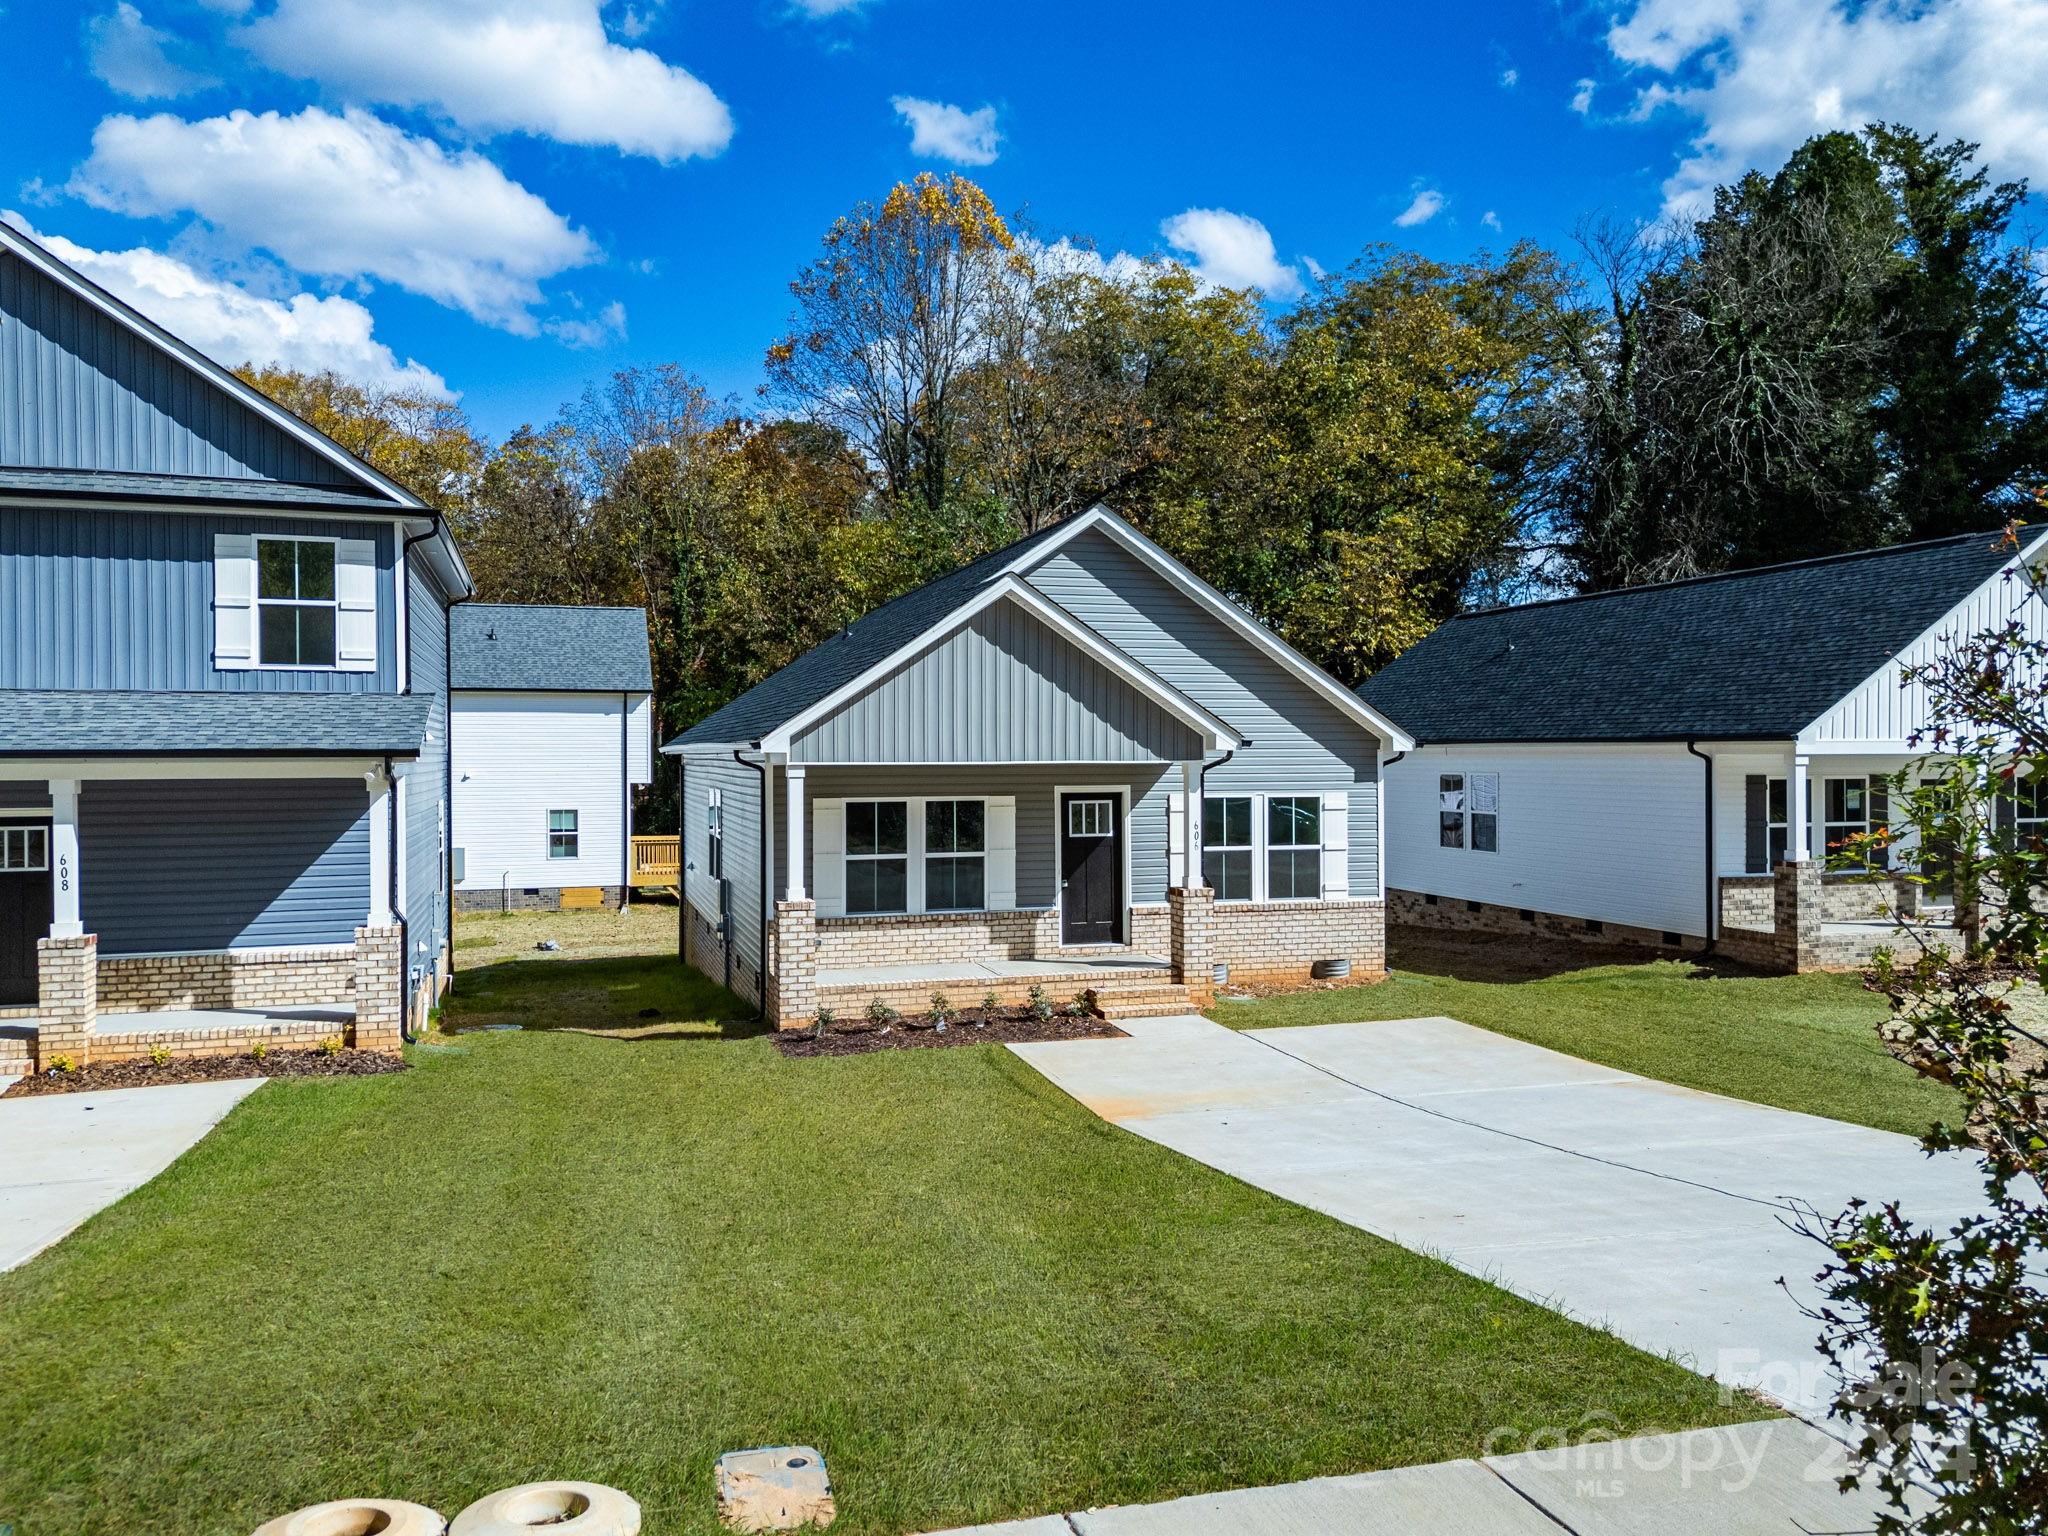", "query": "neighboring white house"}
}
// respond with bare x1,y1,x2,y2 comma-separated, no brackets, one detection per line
451,605,654,910
1358,528,2048,971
